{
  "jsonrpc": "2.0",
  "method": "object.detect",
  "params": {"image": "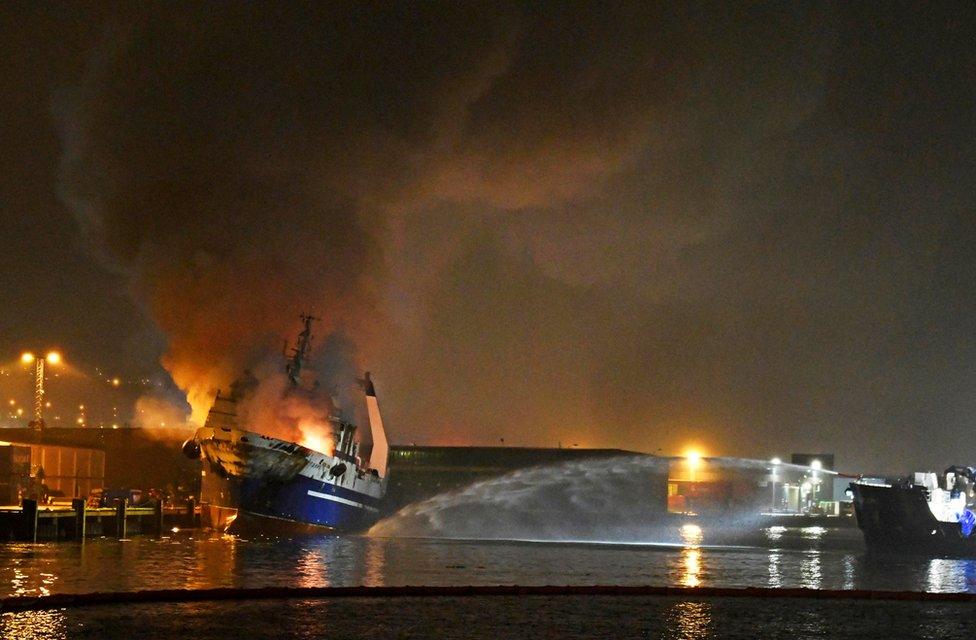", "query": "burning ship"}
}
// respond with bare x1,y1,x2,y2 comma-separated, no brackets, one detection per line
850,466,976,554
182,314,389,533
